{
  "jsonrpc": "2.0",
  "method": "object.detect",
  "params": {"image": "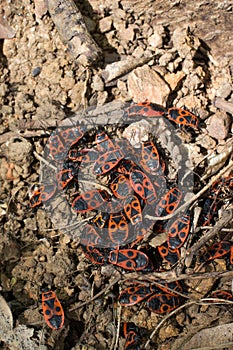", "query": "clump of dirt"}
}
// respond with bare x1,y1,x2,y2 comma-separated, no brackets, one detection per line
0,1,232,349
